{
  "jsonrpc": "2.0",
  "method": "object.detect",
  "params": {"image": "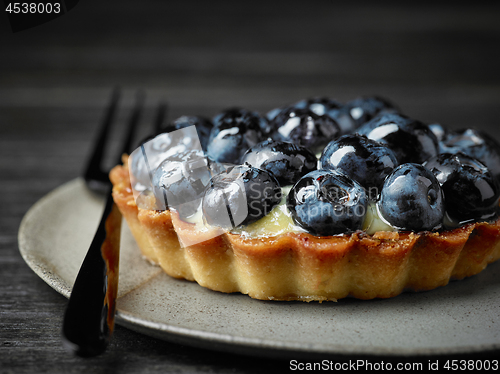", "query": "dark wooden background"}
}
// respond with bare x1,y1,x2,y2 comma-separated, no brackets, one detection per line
1,1,500,372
